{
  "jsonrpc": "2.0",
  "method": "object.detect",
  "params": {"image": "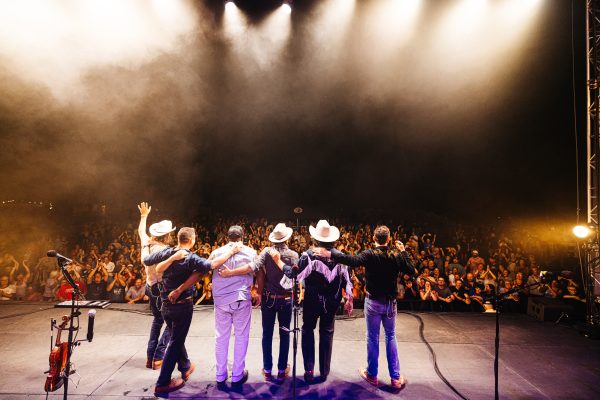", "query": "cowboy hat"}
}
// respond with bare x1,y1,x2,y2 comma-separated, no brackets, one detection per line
269,223,293,243
309,220,340,243
149,220,176,237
